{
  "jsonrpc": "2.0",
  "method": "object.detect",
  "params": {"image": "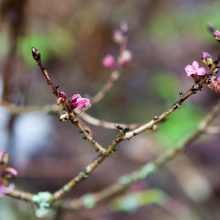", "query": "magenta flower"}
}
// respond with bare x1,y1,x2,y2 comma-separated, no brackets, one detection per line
118,49,133,67
0,151,17,197
185,61,207,77
70,94,91,113
102,55,116,69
